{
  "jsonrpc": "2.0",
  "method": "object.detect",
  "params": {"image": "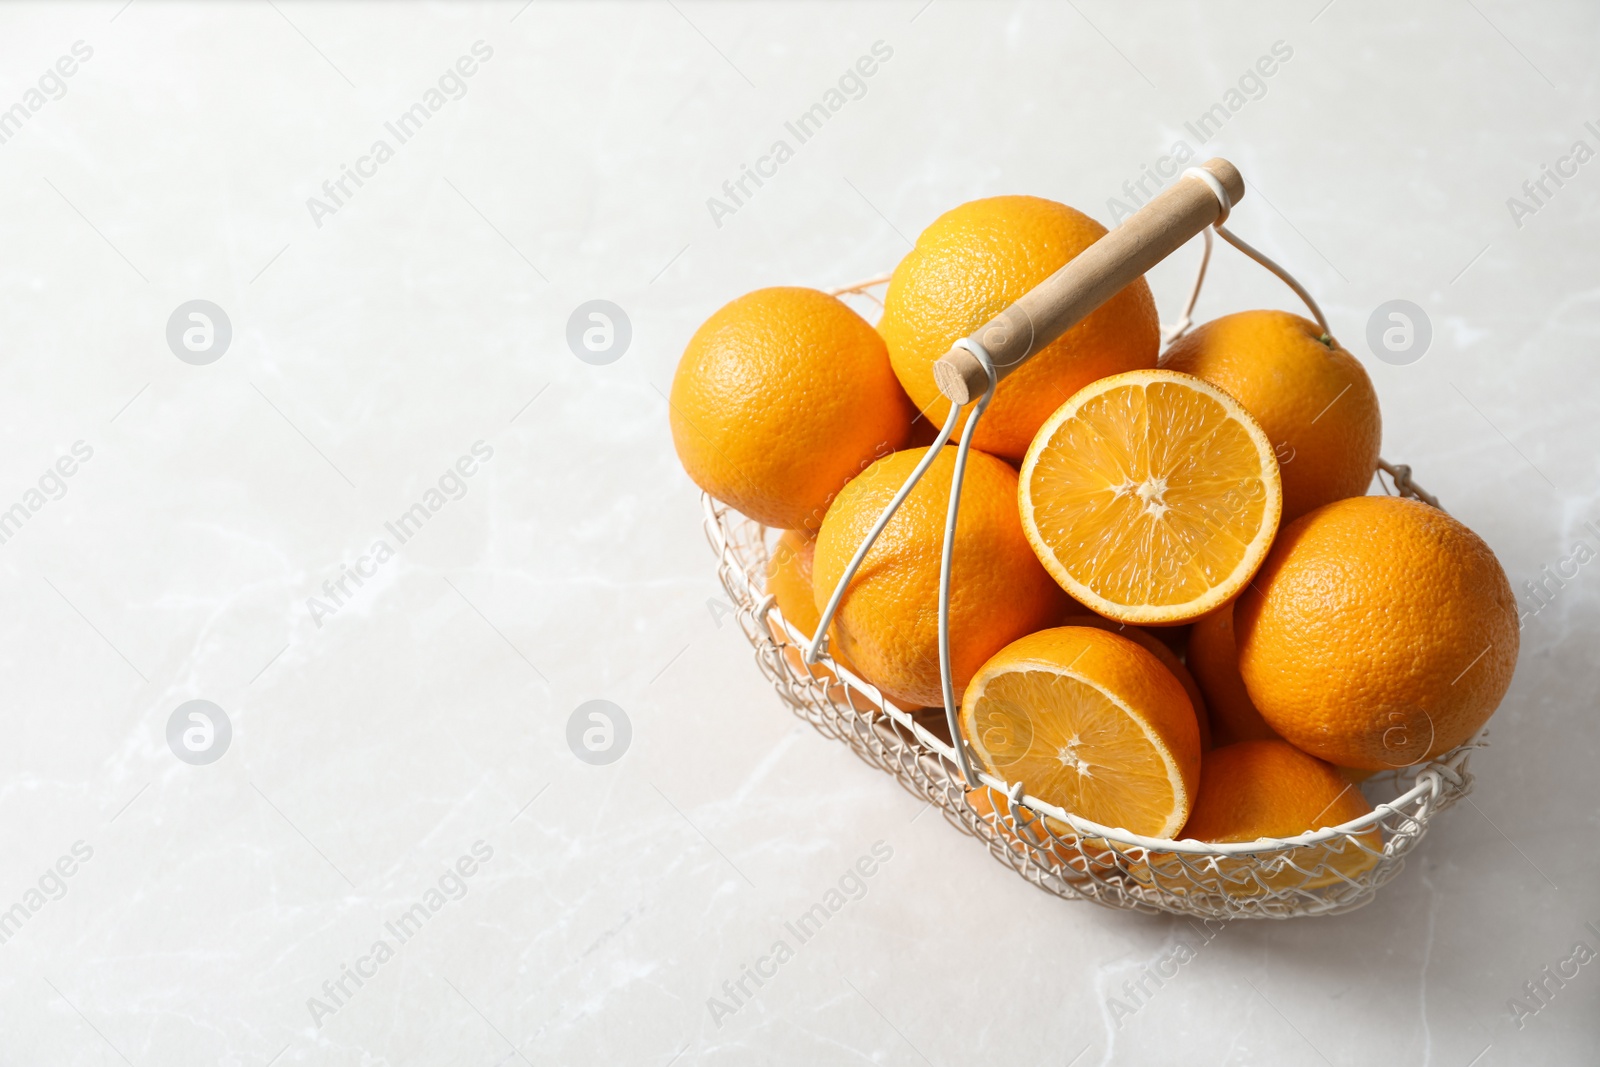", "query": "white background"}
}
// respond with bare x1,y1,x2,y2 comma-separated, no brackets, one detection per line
0,1,1596,1064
